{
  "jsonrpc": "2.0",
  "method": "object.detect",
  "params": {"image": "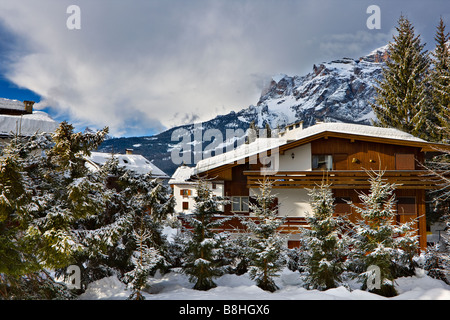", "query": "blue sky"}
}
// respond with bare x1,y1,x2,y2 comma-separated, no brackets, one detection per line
0,0,448,137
